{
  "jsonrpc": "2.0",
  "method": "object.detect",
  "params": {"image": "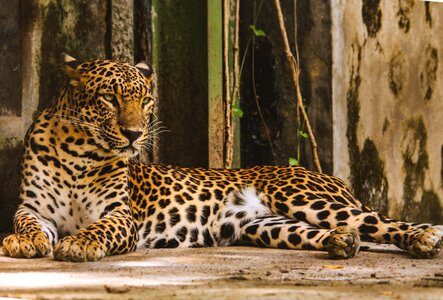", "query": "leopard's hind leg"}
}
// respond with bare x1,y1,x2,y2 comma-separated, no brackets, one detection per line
271,196,442,259
240,216,361,259
213,187,360,259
